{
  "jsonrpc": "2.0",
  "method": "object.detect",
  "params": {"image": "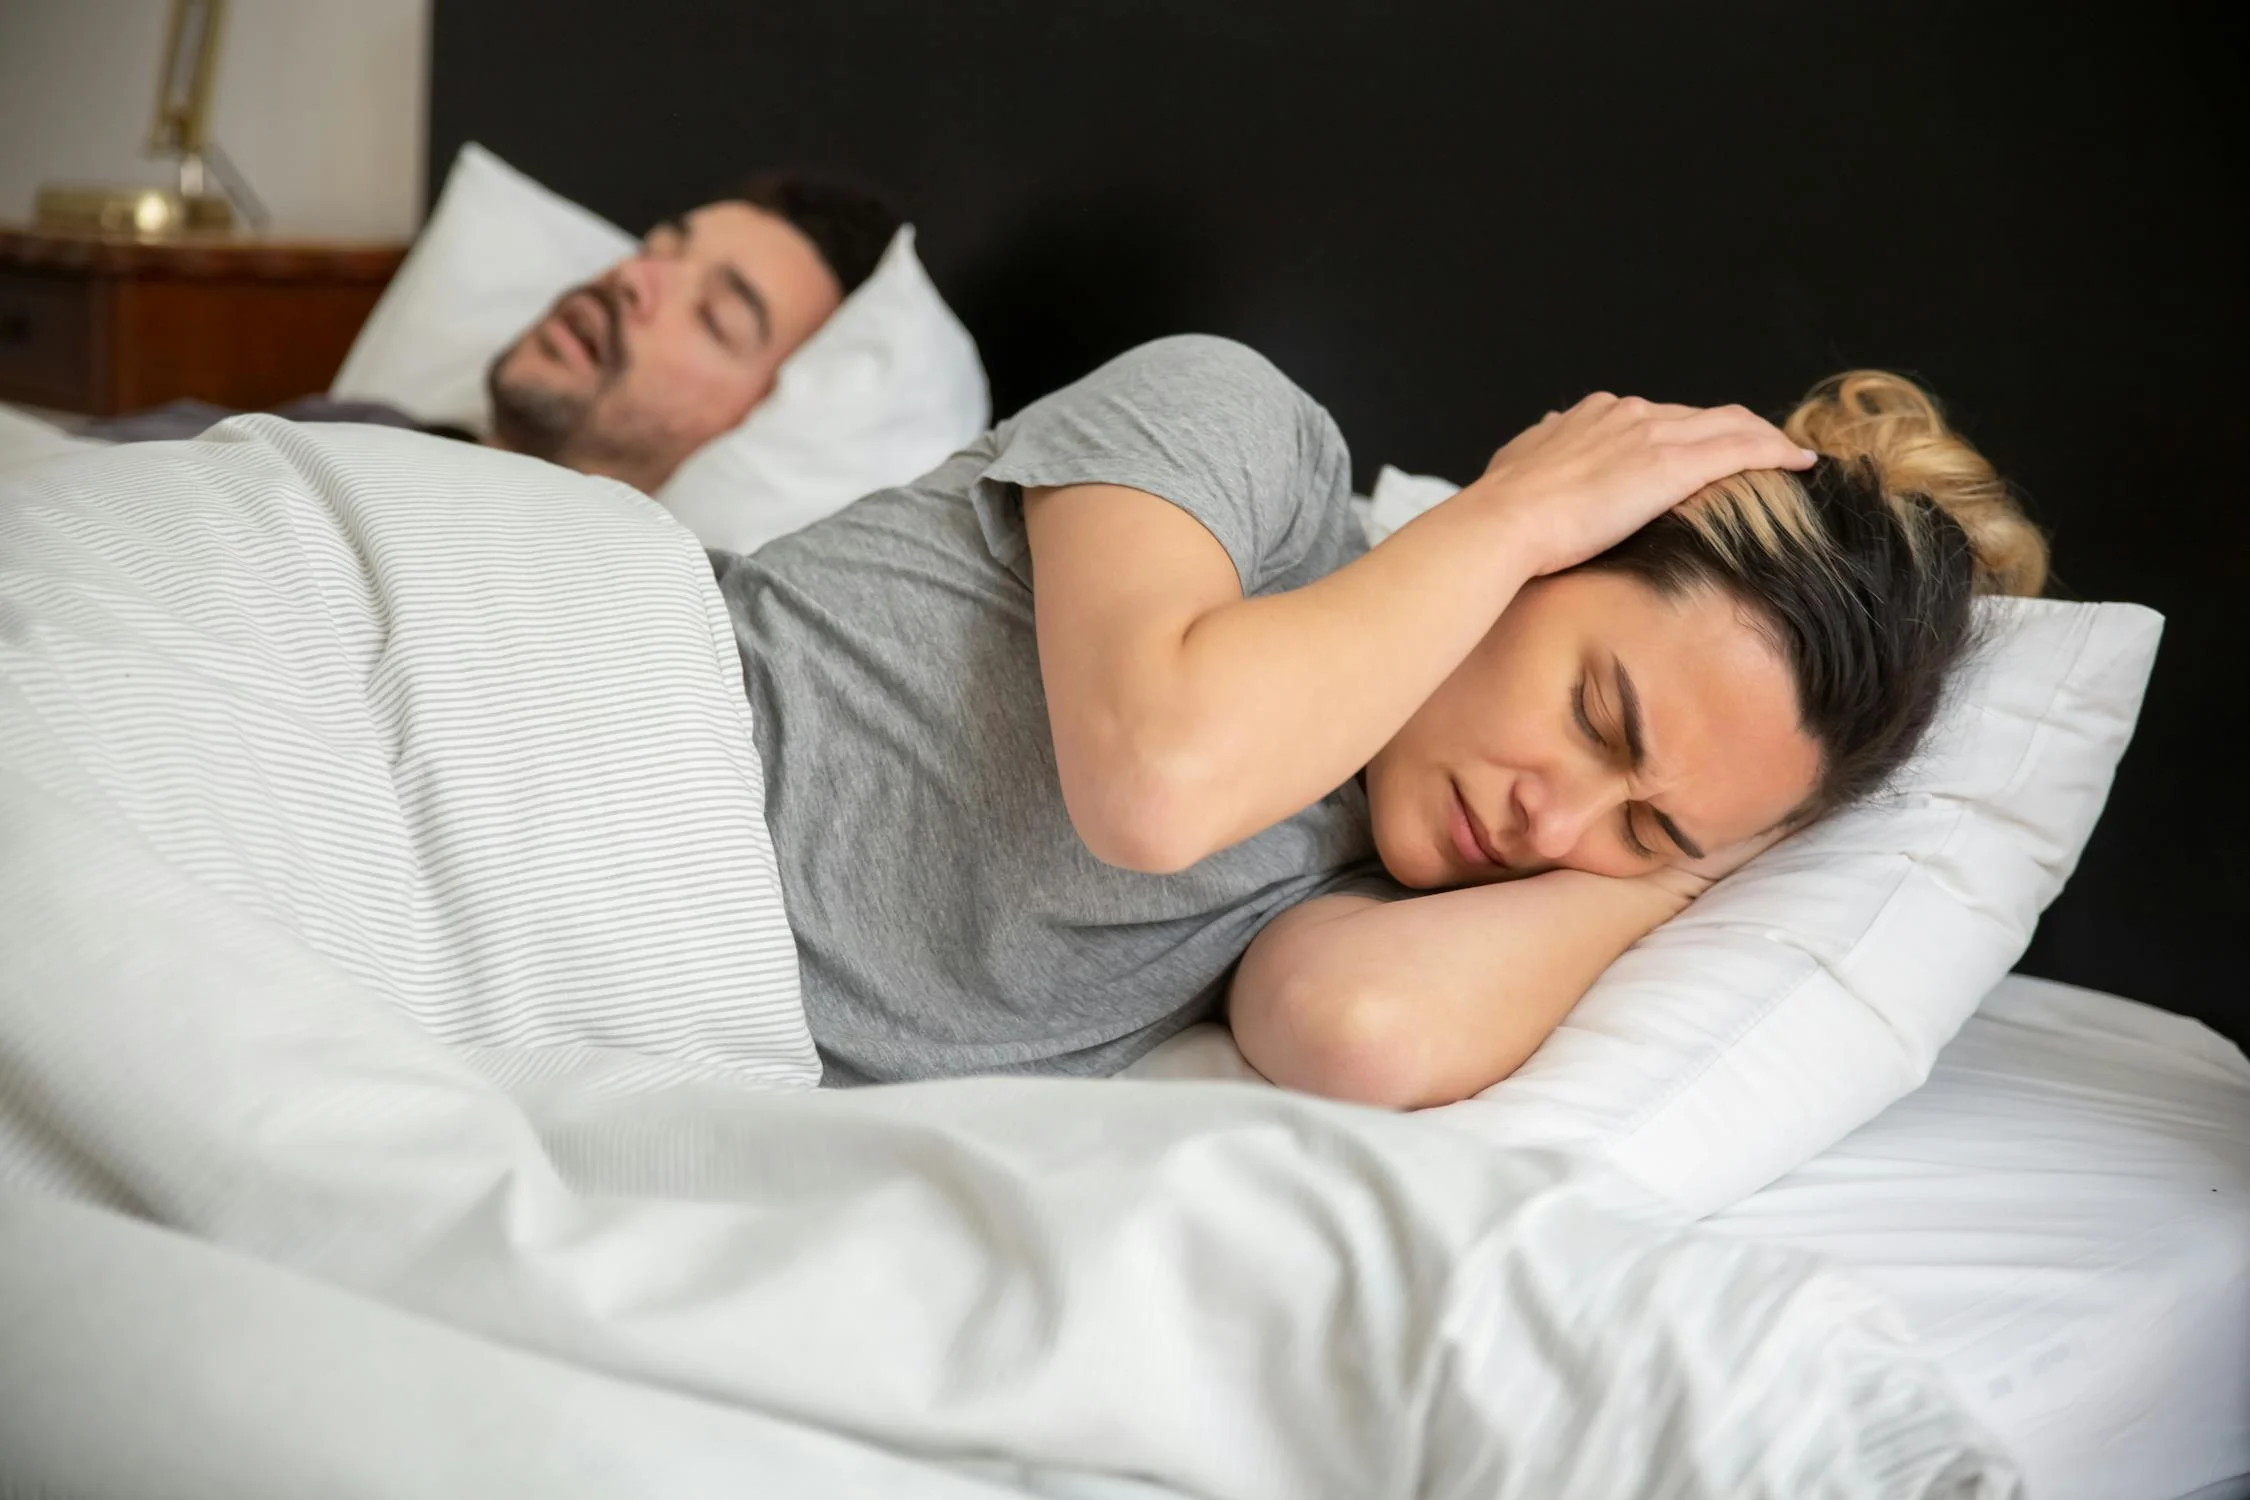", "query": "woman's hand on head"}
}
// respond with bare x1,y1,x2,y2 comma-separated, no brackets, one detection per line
1472,393,1817,578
